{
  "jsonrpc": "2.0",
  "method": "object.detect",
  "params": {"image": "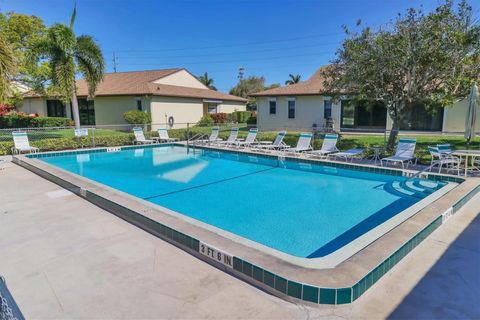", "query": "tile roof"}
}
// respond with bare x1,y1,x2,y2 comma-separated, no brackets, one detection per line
75,68,247,102
251,66,329,96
